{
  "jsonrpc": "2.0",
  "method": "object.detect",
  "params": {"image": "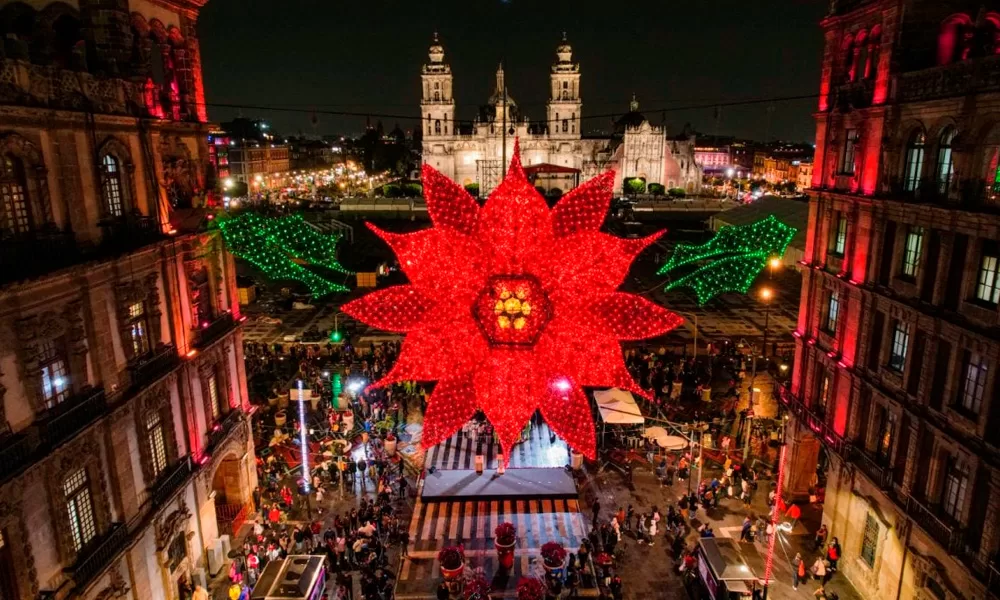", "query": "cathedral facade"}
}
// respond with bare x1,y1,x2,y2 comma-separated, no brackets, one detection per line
420,35,703,195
